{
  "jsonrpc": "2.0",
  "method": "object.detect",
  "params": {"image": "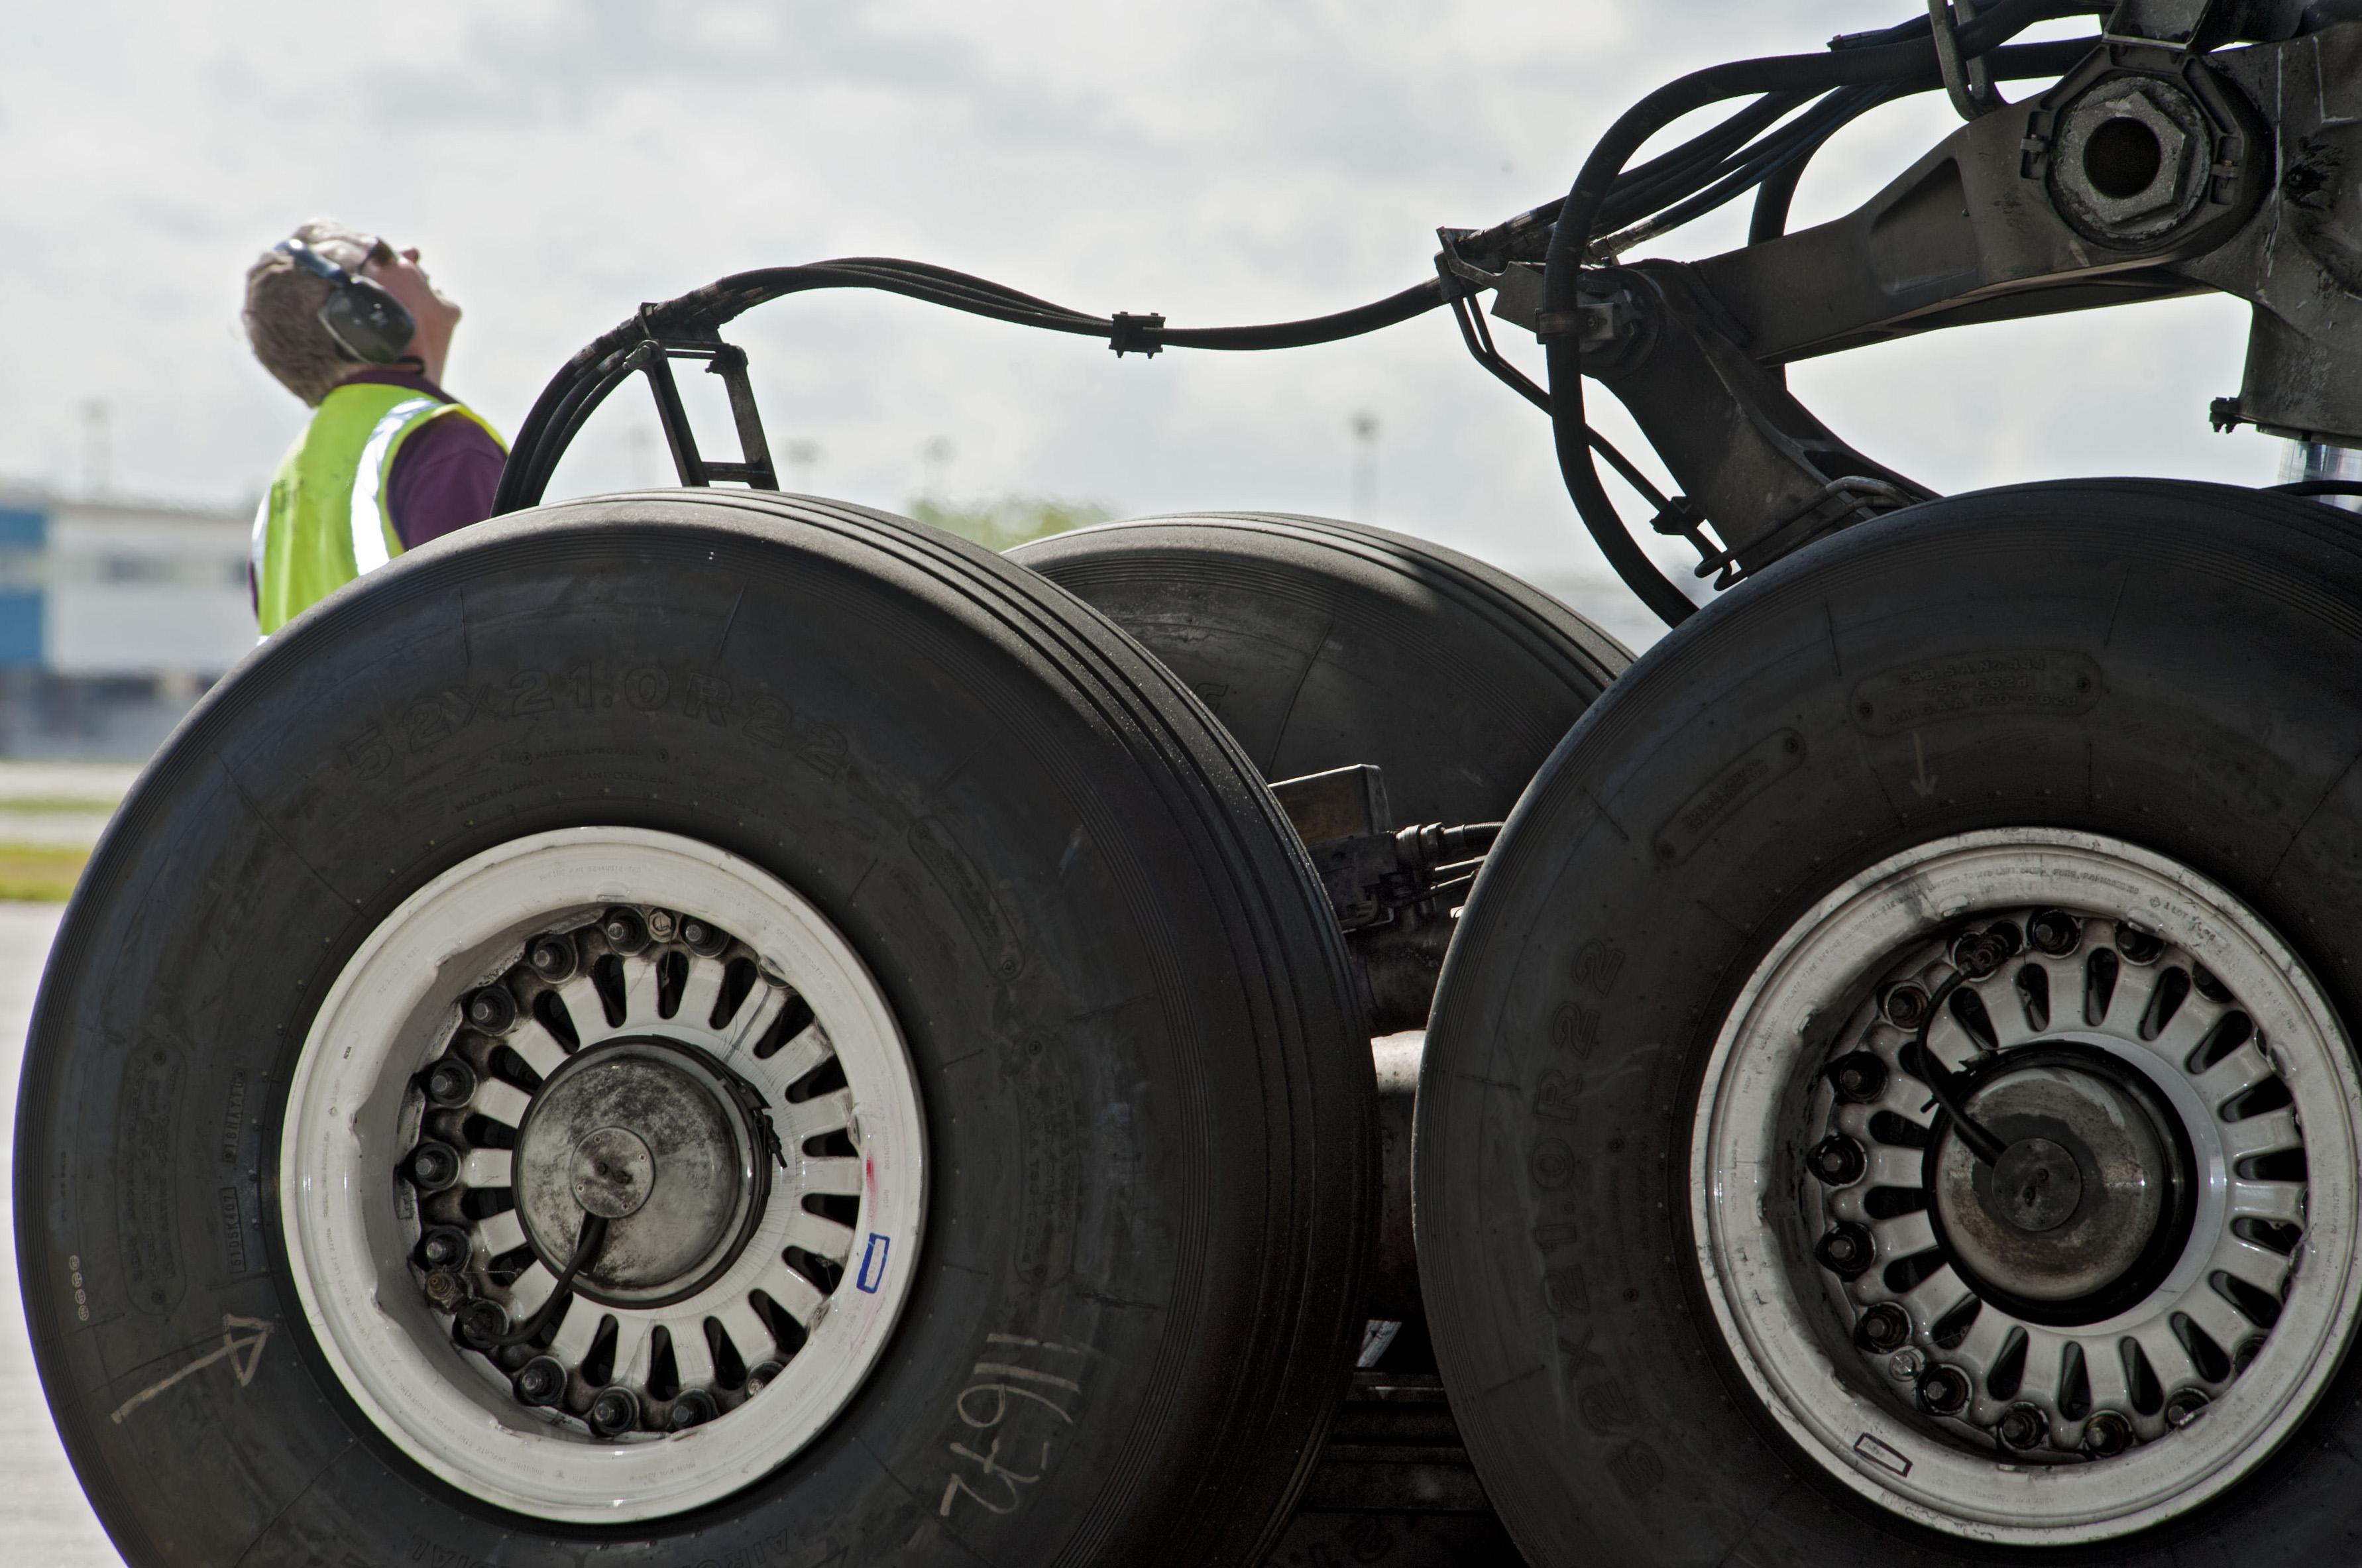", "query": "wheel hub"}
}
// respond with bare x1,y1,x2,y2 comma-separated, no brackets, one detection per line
514,1039,769,1305
1930,1051,2192,1317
